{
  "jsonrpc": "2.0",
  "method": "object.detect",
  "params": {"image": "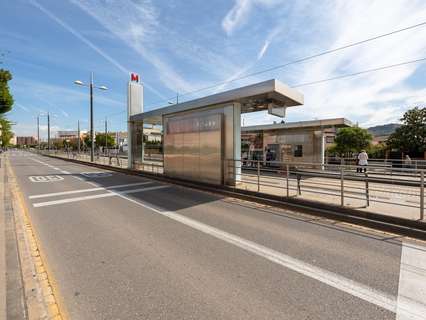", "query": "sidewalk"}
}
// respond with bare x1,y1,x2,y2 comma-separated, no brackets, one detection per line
1,155,6,320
